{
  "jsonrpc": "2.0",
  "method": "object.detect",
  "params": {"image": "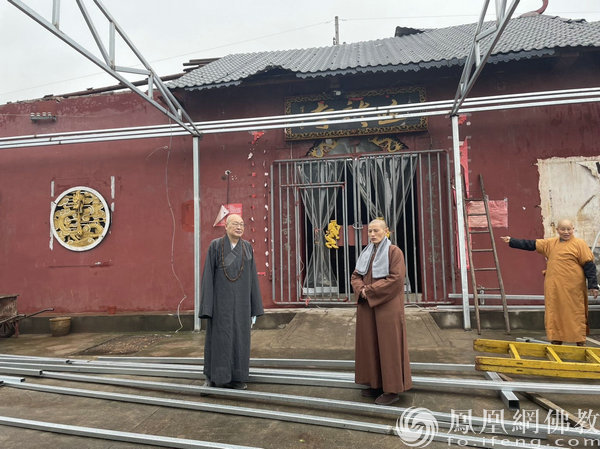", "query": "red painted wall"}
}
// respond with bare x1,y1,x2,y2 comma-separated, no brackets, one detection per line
0,93,196,314
1,50,599,314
